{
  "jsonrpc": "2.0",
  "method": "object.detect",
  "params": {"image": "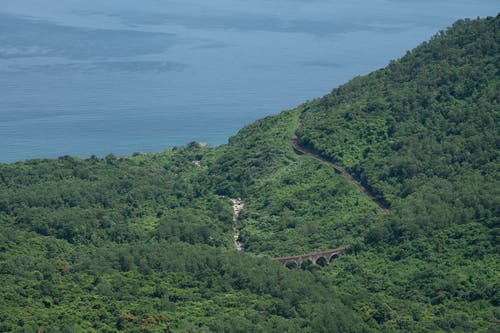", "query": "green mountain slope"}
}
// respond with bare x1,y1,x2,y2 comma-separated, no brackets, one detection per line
0,15,498,332
206,109,382,256
298,16,499,208
0,150,366,332
211,14,499,331
292,15,499,331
